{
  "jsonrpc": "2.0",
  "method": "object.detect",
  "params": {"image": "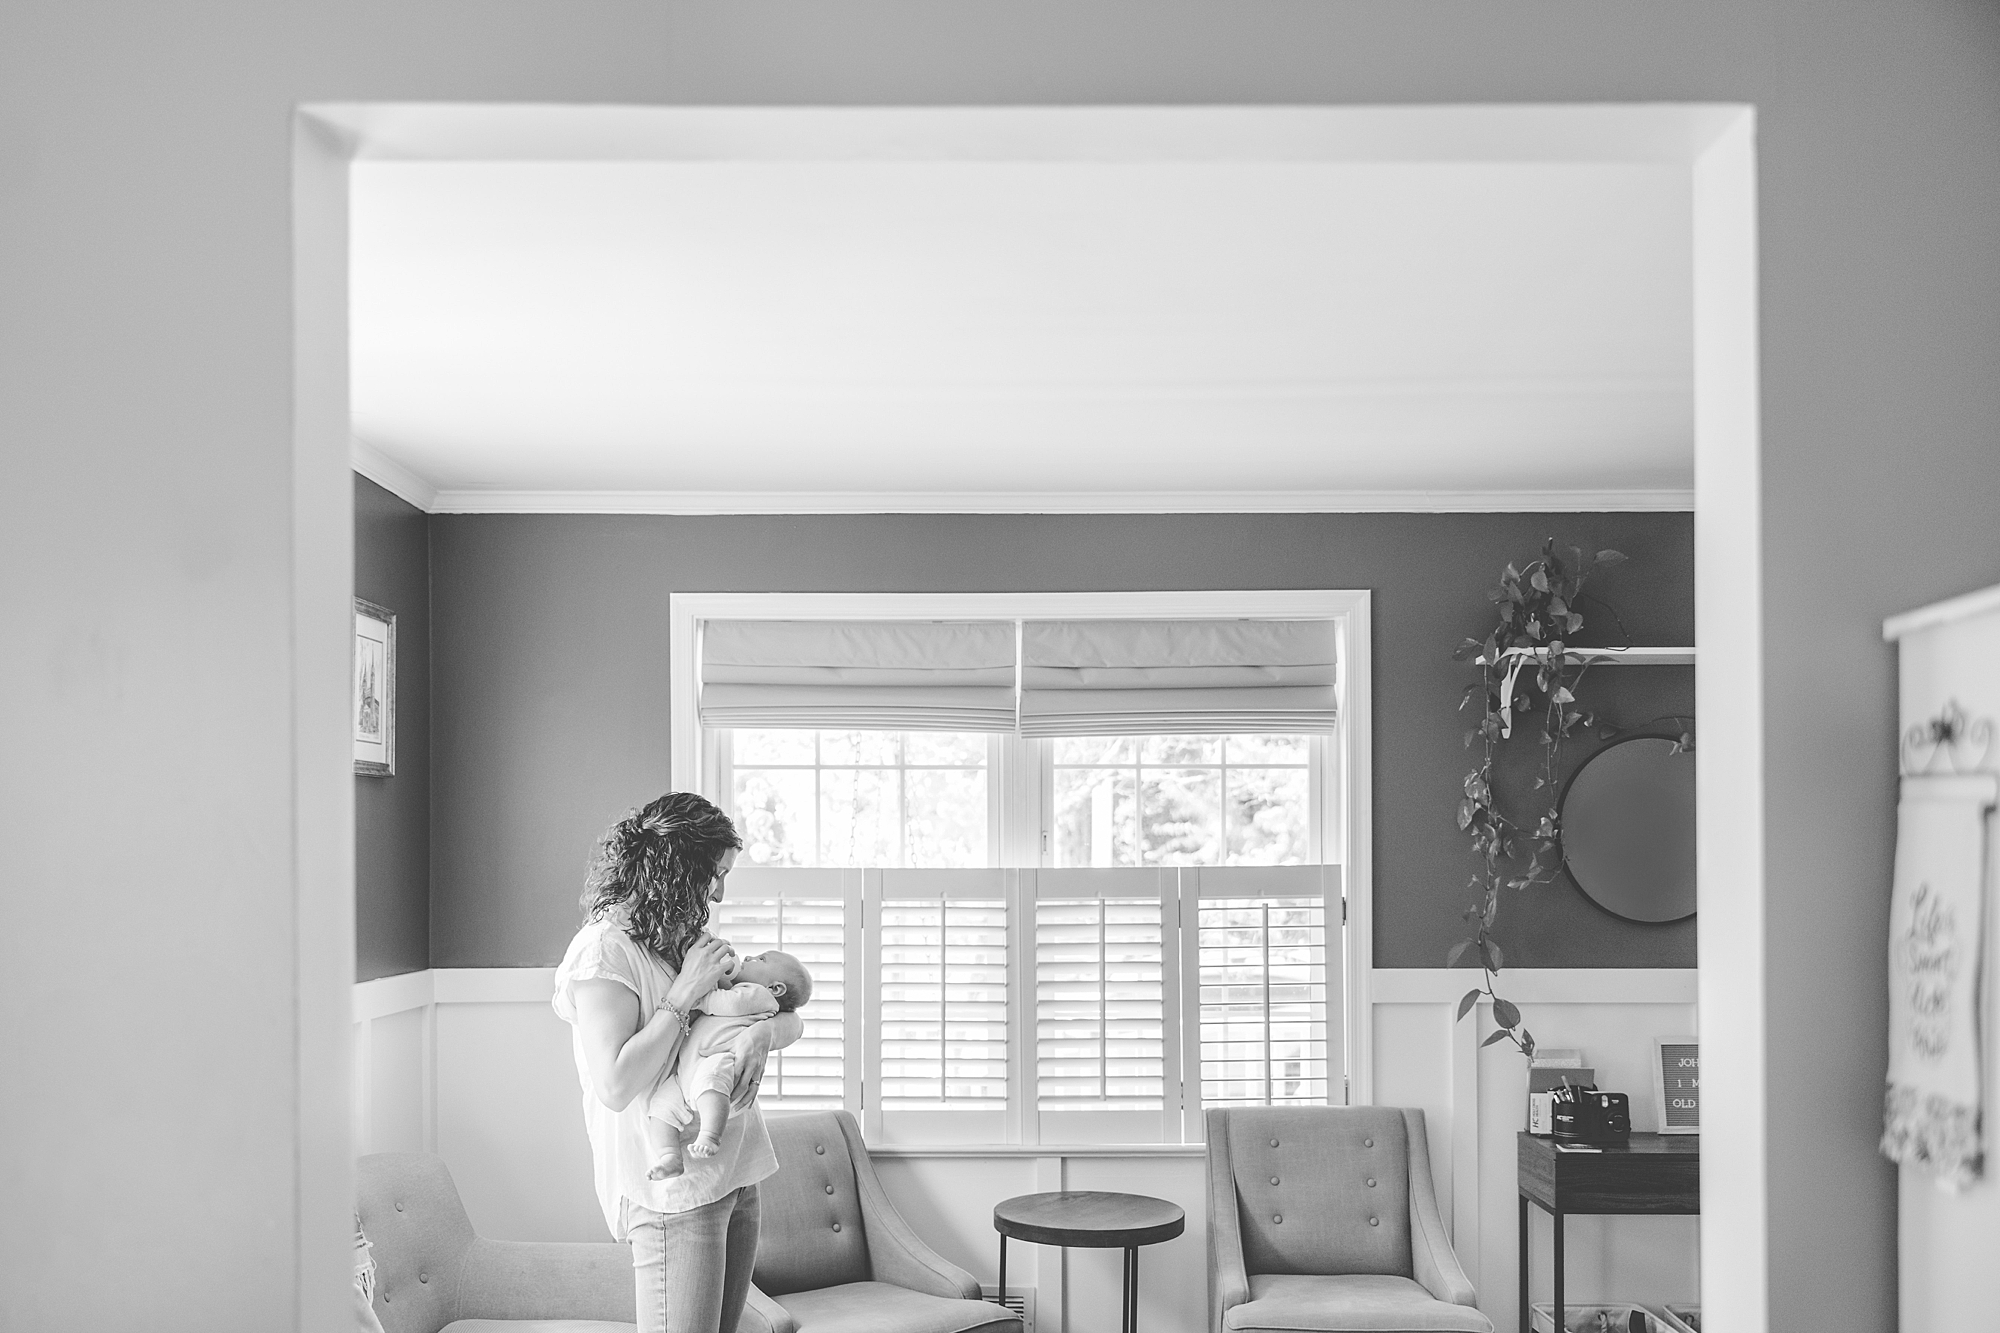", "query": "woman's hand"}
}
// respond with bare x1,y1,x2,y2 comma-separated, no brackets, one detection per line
665,934,735,1014
730,1010,804,1108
